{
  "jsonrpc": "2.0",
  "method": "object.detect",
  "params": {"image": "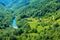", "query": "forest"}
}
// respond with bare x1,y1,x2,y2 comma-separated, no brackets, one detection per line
0,0,60,40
